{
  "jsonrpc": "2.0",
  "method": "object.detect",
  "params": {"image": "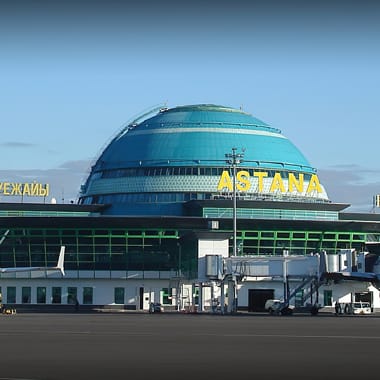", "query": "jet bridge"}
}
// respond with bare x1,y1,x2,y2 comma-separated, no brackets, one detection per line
223,253,322,313
224,254,320,279
199,244,377,313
